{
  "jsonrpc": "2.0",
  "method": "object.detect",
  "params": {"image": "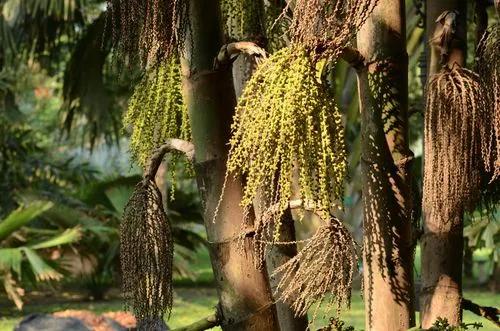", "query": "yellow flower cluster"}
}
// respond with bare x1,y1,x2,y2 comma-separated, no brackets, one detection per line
123,57,191,169
226,46,347,238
